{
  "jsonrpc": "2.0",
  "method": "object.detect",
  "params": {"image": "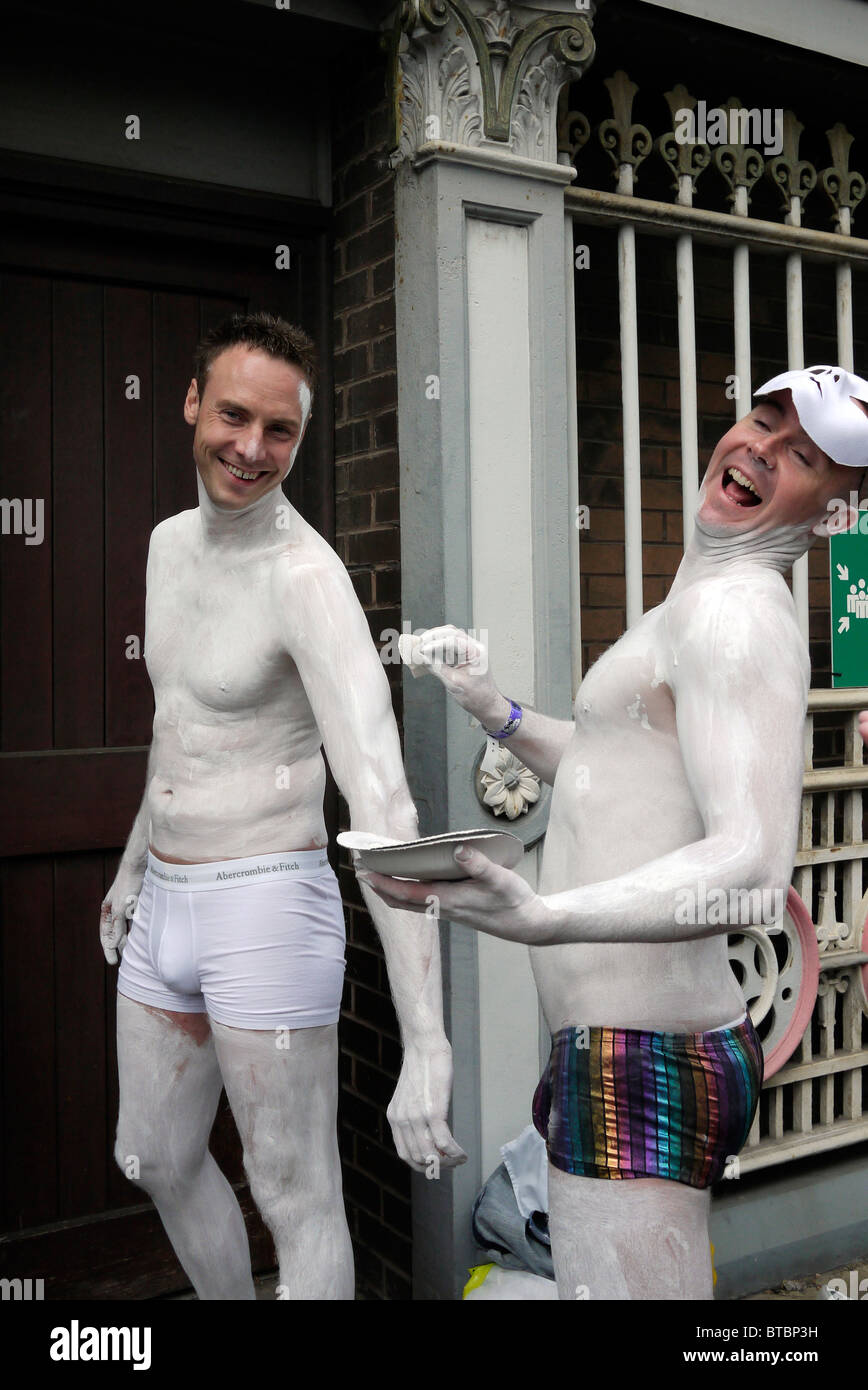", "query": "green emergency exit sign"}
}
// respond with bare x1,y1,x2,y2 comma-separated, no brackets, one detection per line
830,519,868,687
